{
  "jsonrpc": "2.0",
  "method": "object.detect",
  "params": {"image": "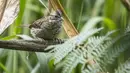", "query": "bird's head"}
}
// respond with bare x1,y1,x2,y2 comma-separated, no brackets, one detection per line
49,9,63,21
